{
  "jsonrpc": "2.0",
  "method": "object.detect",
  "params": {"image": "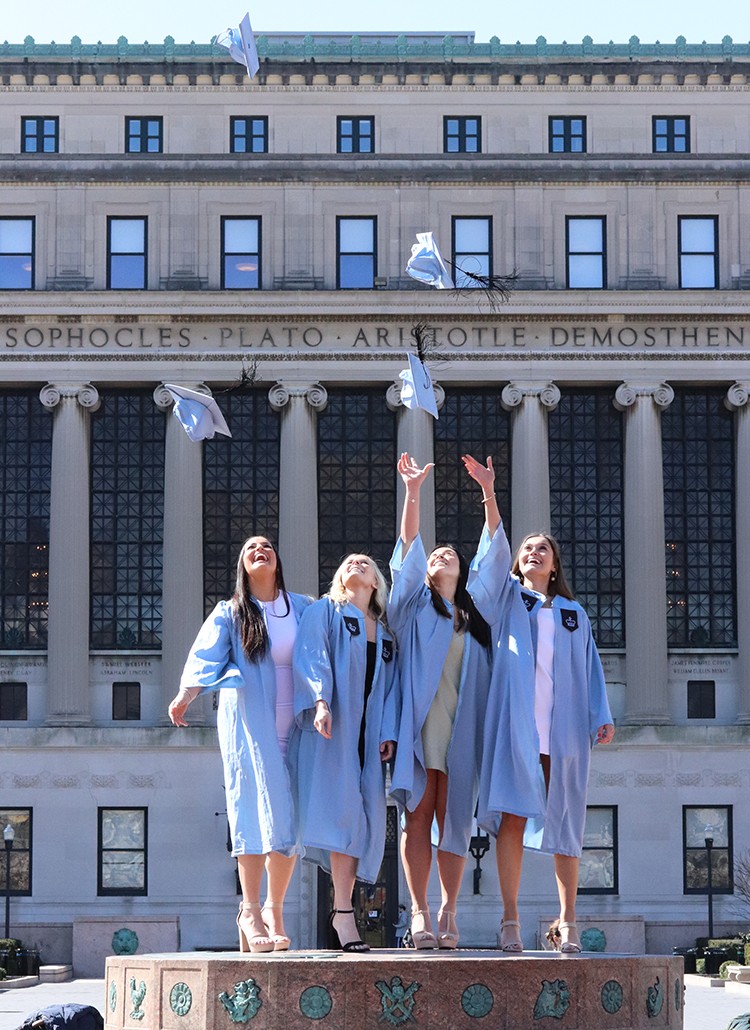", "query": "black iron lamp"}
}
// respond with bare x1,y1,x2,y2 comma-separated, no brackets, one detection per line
469,826,490,895
3,823,14,939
